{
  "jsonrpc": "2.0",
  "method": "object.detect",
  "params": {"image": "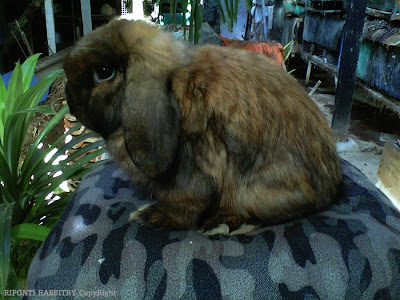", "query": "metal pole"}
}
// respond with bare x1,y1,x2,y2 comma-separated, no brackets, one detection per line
44,0,56,55
80,0,93,36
